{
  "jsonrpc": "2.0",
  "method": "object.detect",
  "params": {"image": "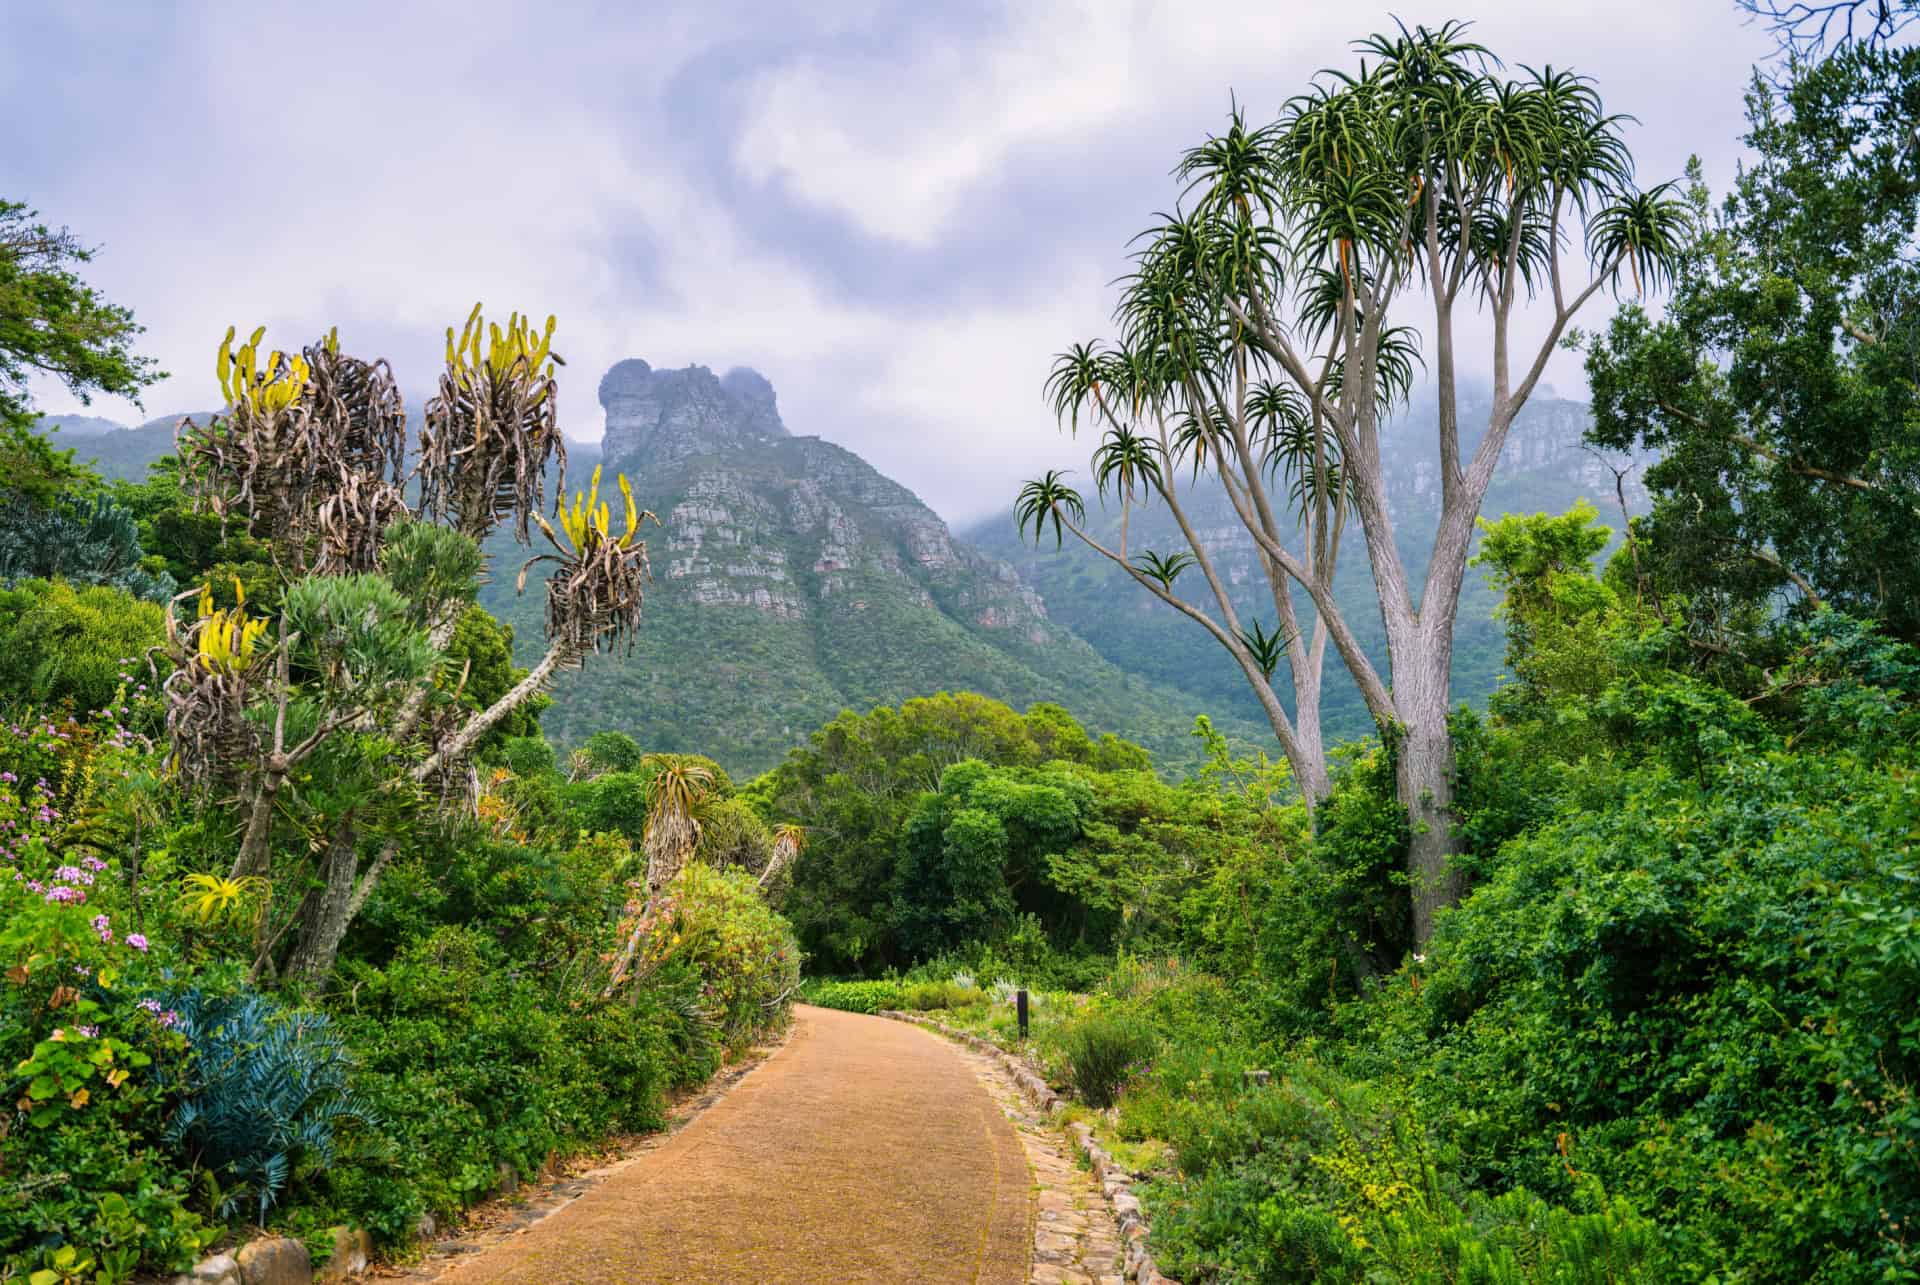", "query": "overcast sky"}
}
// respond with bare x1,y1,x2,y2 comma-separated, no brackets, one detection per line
7,1,1777,525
